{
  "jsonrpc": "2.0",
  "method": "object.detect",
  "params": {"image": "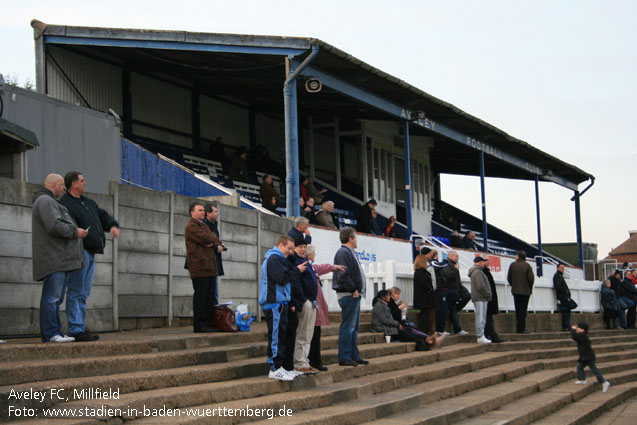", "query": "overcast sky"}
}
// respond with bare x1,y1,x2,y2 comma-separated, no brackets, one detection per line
1,0,635,260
